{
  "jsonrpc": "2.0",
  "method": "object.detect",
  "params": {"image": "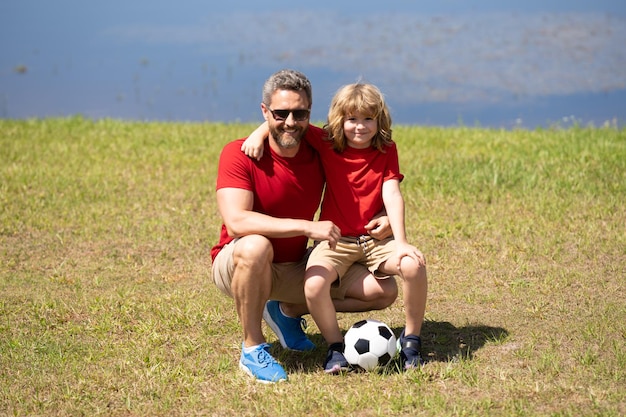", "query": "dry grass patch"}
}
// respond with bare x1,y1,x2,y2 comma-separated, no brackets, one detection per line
1,118,624,416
